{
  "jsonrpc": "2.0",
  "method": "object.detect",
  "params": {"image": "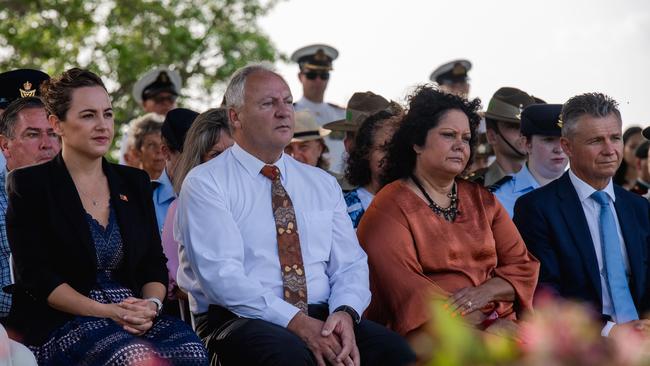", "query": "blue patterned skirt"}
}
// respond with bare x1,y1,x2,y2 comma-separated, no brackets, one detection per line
29,284,208,365
29,209,208,365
